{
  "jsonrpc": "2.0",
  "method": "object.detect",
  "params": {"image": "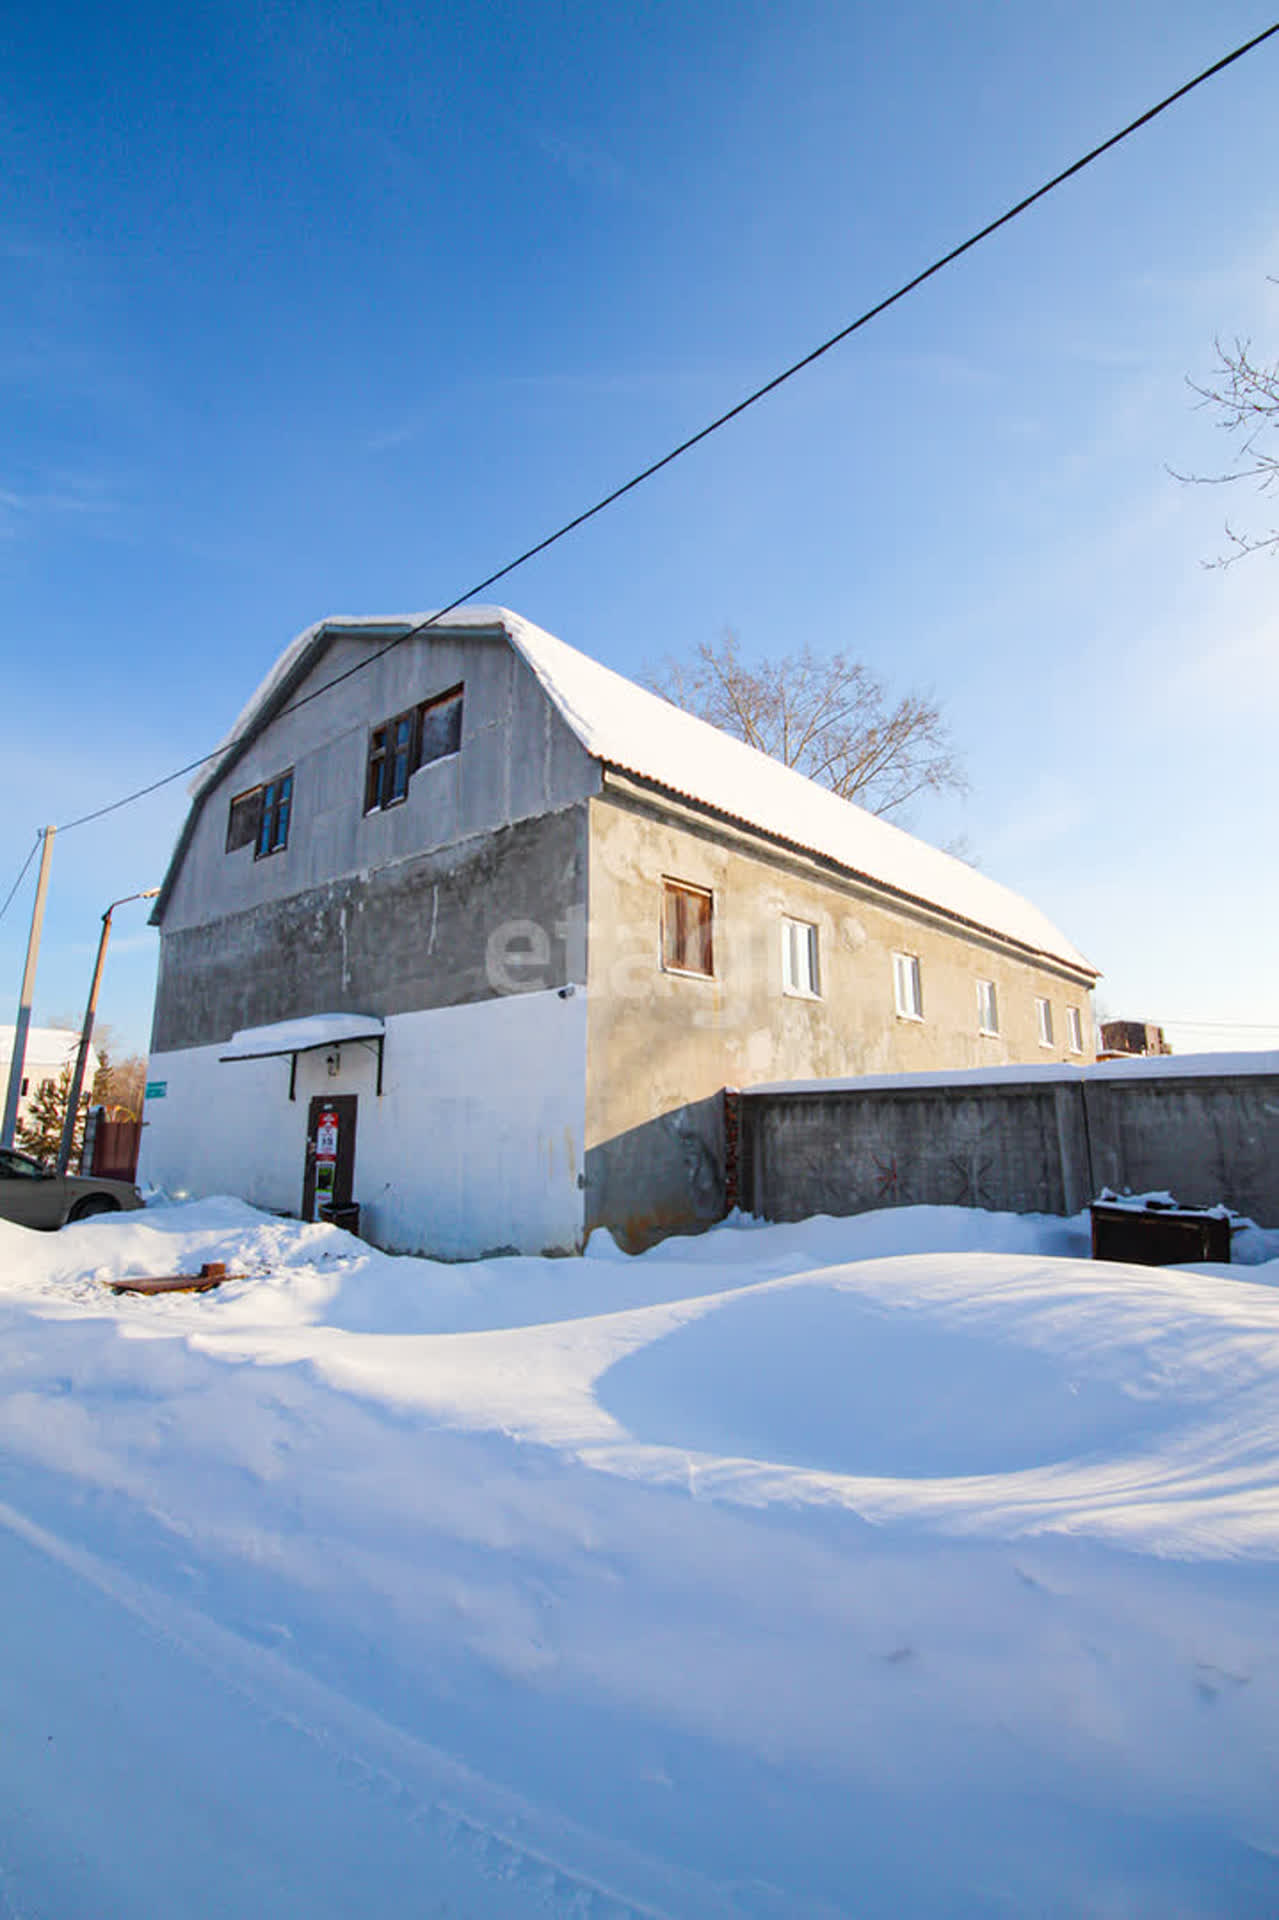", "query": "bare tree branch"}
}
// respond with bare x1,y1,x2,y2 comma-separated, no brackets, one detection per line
1173,325,1279,565
644,631,968,823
